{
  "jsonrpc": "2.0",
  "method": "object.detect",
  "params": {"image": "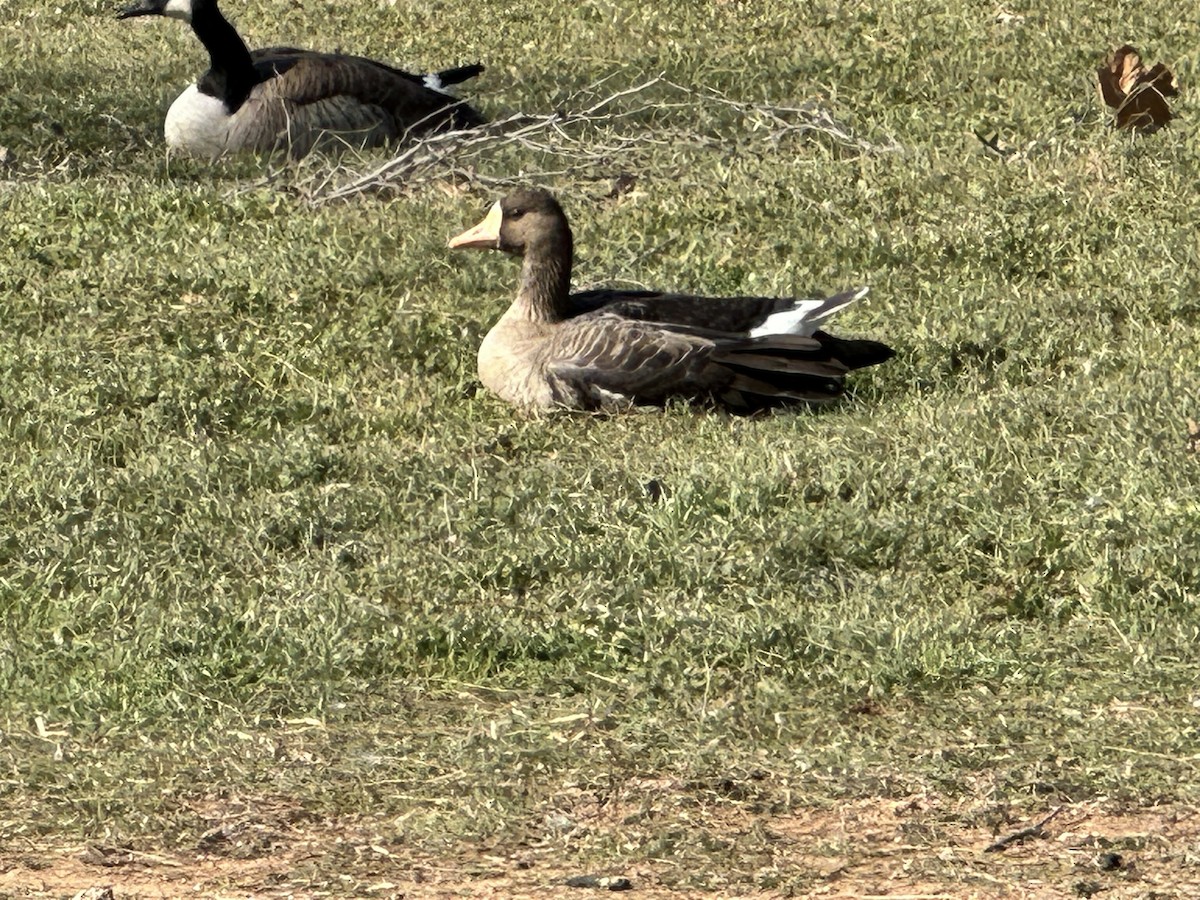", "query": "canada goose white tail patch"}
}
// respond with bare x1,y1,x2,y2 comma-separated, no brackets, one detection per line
748,286,870,338
423,73,445,92
162,0,194,21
